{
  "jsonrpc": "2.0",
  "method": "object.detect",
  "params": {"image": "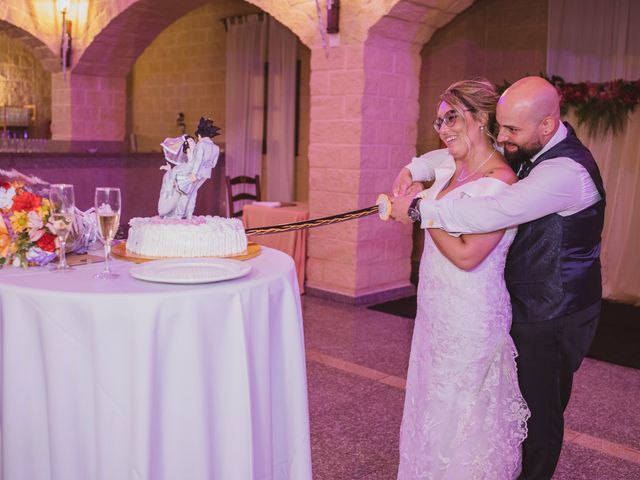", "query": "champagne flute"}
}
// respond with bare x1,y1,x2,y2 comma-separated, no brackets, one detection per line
49,184,75,270
95,187,121,279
